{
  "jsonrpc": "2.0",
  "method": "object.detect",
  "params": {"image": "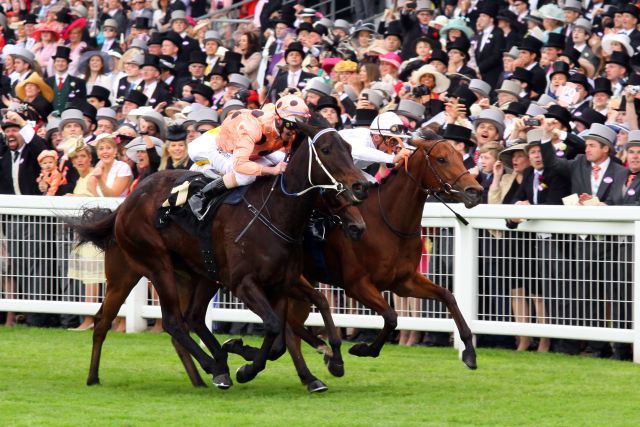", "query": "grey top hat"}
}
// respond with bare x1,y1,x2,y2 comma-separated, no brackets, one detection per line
369,82,395,101
103,19,119,31
220,99,245,122
503,46,520,60
333,19,351,31
10,46,35,66
305,78,332,96
228,73,251,89
416,0,434,12
126,53,145,66
469,79,492,99
125,136,163,163
526,103,548,117
204,30,222,44
130,38,148,51
317,18,333,28
574,18,592,35
188,108,220,126
585,123,617,146
96,107,118,126
343,84,358,102
474,108,506,136
170,10,188,23
360,89,384,109
526,128,545,144
563,0,583,12
59,109,88,133
46,117,61,133
536,94,557,107
626,130,640,149
395,99,426,121
139,110,167,141
495,80,522,98
299,8,317,17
